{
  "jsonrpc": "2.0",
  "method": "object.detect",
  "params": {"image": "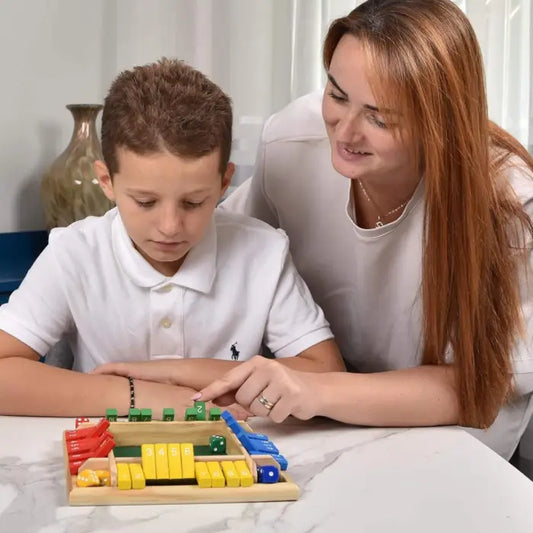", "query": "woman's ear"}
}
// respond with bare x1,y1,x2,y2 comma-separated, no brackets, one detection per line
94,160,115,202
